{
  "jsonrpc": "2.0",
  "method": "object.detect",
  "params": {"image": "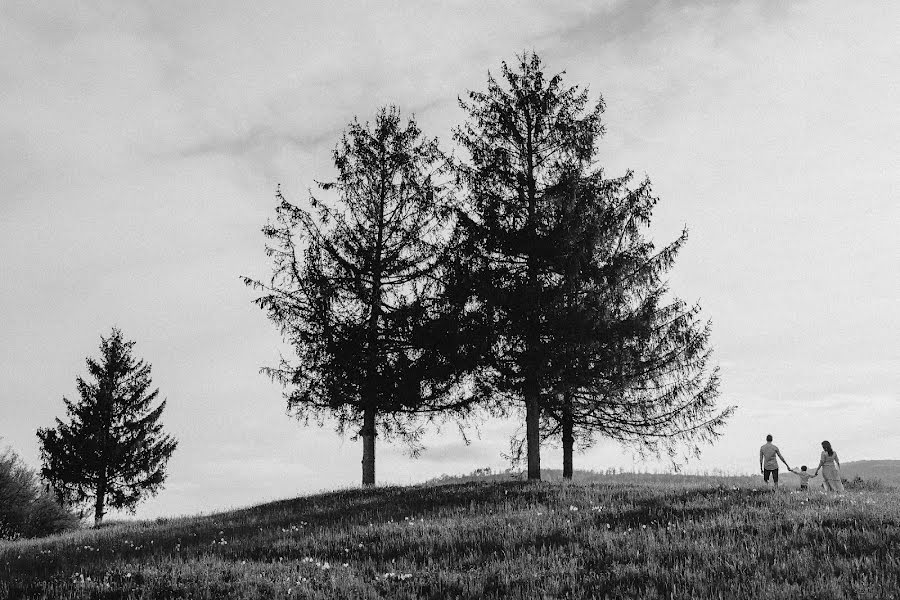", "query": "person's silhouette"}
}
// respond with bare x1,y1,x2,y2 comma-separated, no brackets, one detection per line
759,434,790,489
